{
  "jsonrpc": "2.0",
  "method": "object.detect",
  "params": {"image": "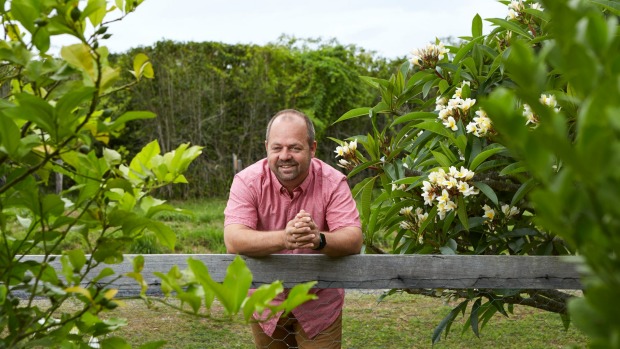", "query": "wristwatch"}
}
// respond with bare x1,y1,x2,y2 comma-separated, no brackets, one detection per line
313,233,326,251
